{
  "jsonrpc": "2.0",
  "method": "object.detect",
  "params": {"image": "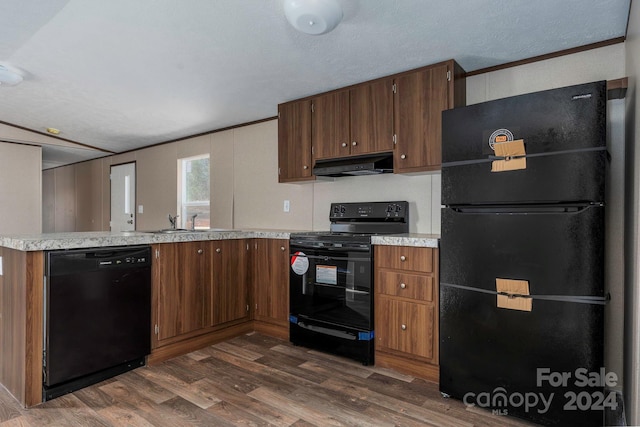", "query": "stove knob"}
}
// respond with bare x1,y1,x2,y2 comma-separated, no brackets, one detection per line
333,206,340,214
386,204,394,212
340,206,346,213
